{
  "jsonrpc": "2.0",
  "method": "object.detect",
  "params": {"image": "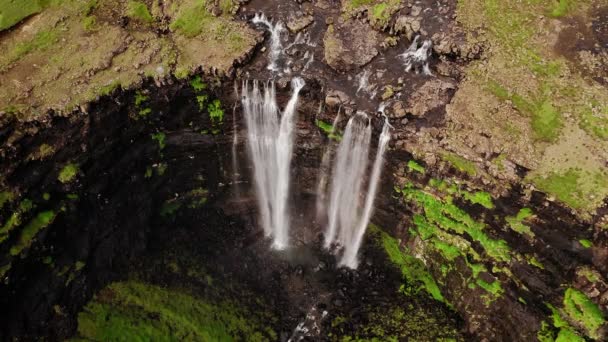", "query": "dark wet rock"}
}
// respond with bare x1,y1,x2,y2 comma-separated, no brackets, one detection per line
323,20,380,72
287,15,314,33
405,79,456,117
